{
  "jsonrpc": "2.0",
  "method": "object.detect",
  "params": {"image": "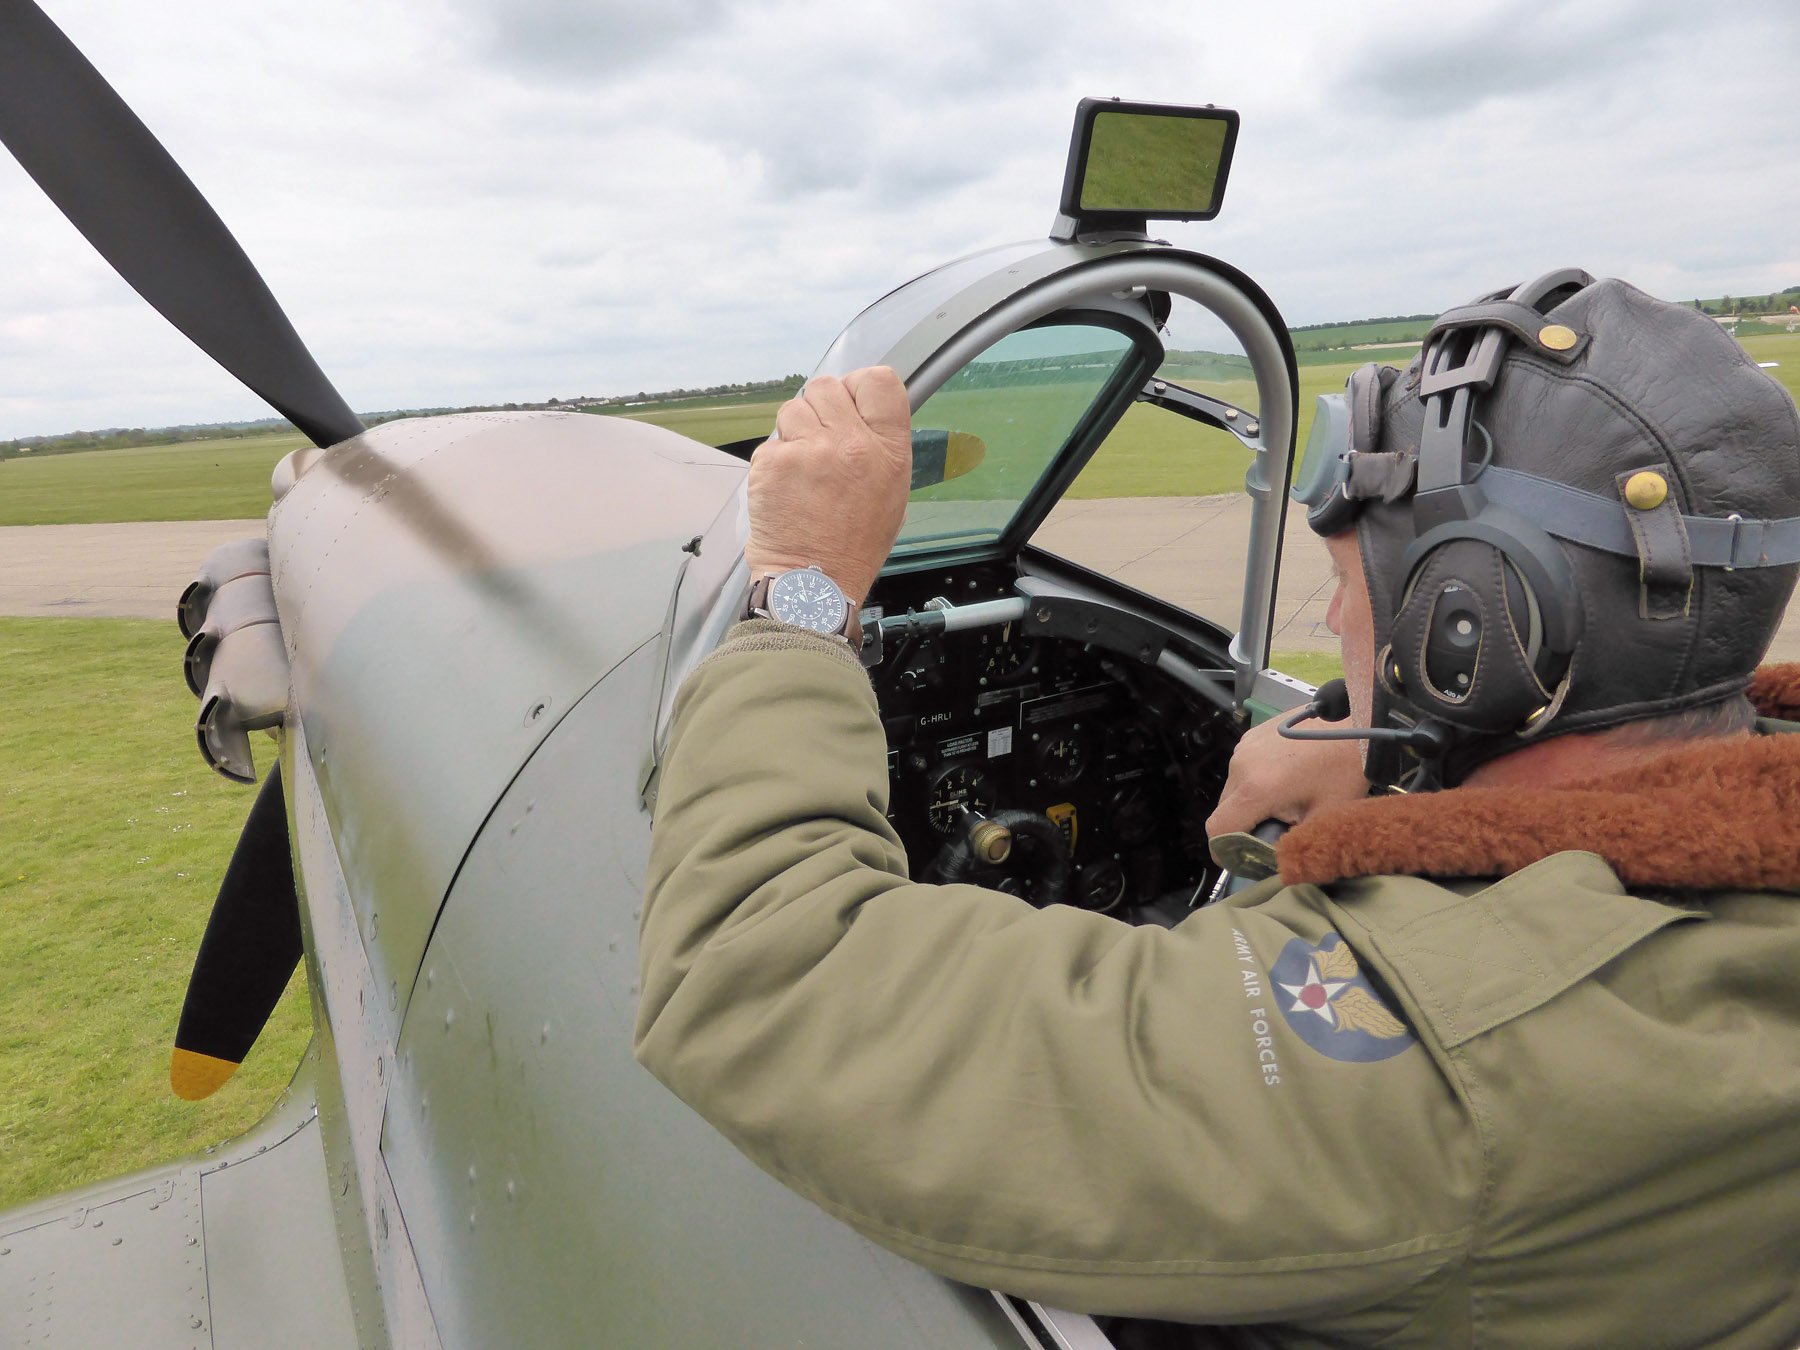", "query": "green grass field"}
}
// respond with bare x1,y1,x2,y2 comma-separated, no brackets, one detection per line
612,400,778,448
1268,650,1344,688
0,618,311,1210
1740,332,1800,390
0,431,312,526
0,412,780,529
